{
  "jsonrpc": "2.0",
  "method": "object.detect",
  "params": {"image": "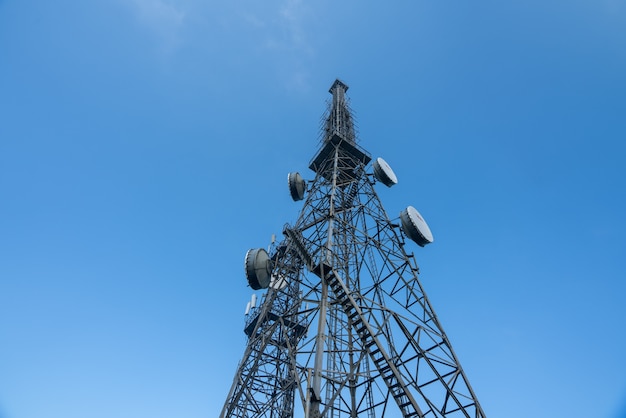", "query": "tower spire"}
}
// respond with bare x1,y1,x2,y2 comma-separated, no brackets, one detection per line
324,79,356,144
310,80,370,183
